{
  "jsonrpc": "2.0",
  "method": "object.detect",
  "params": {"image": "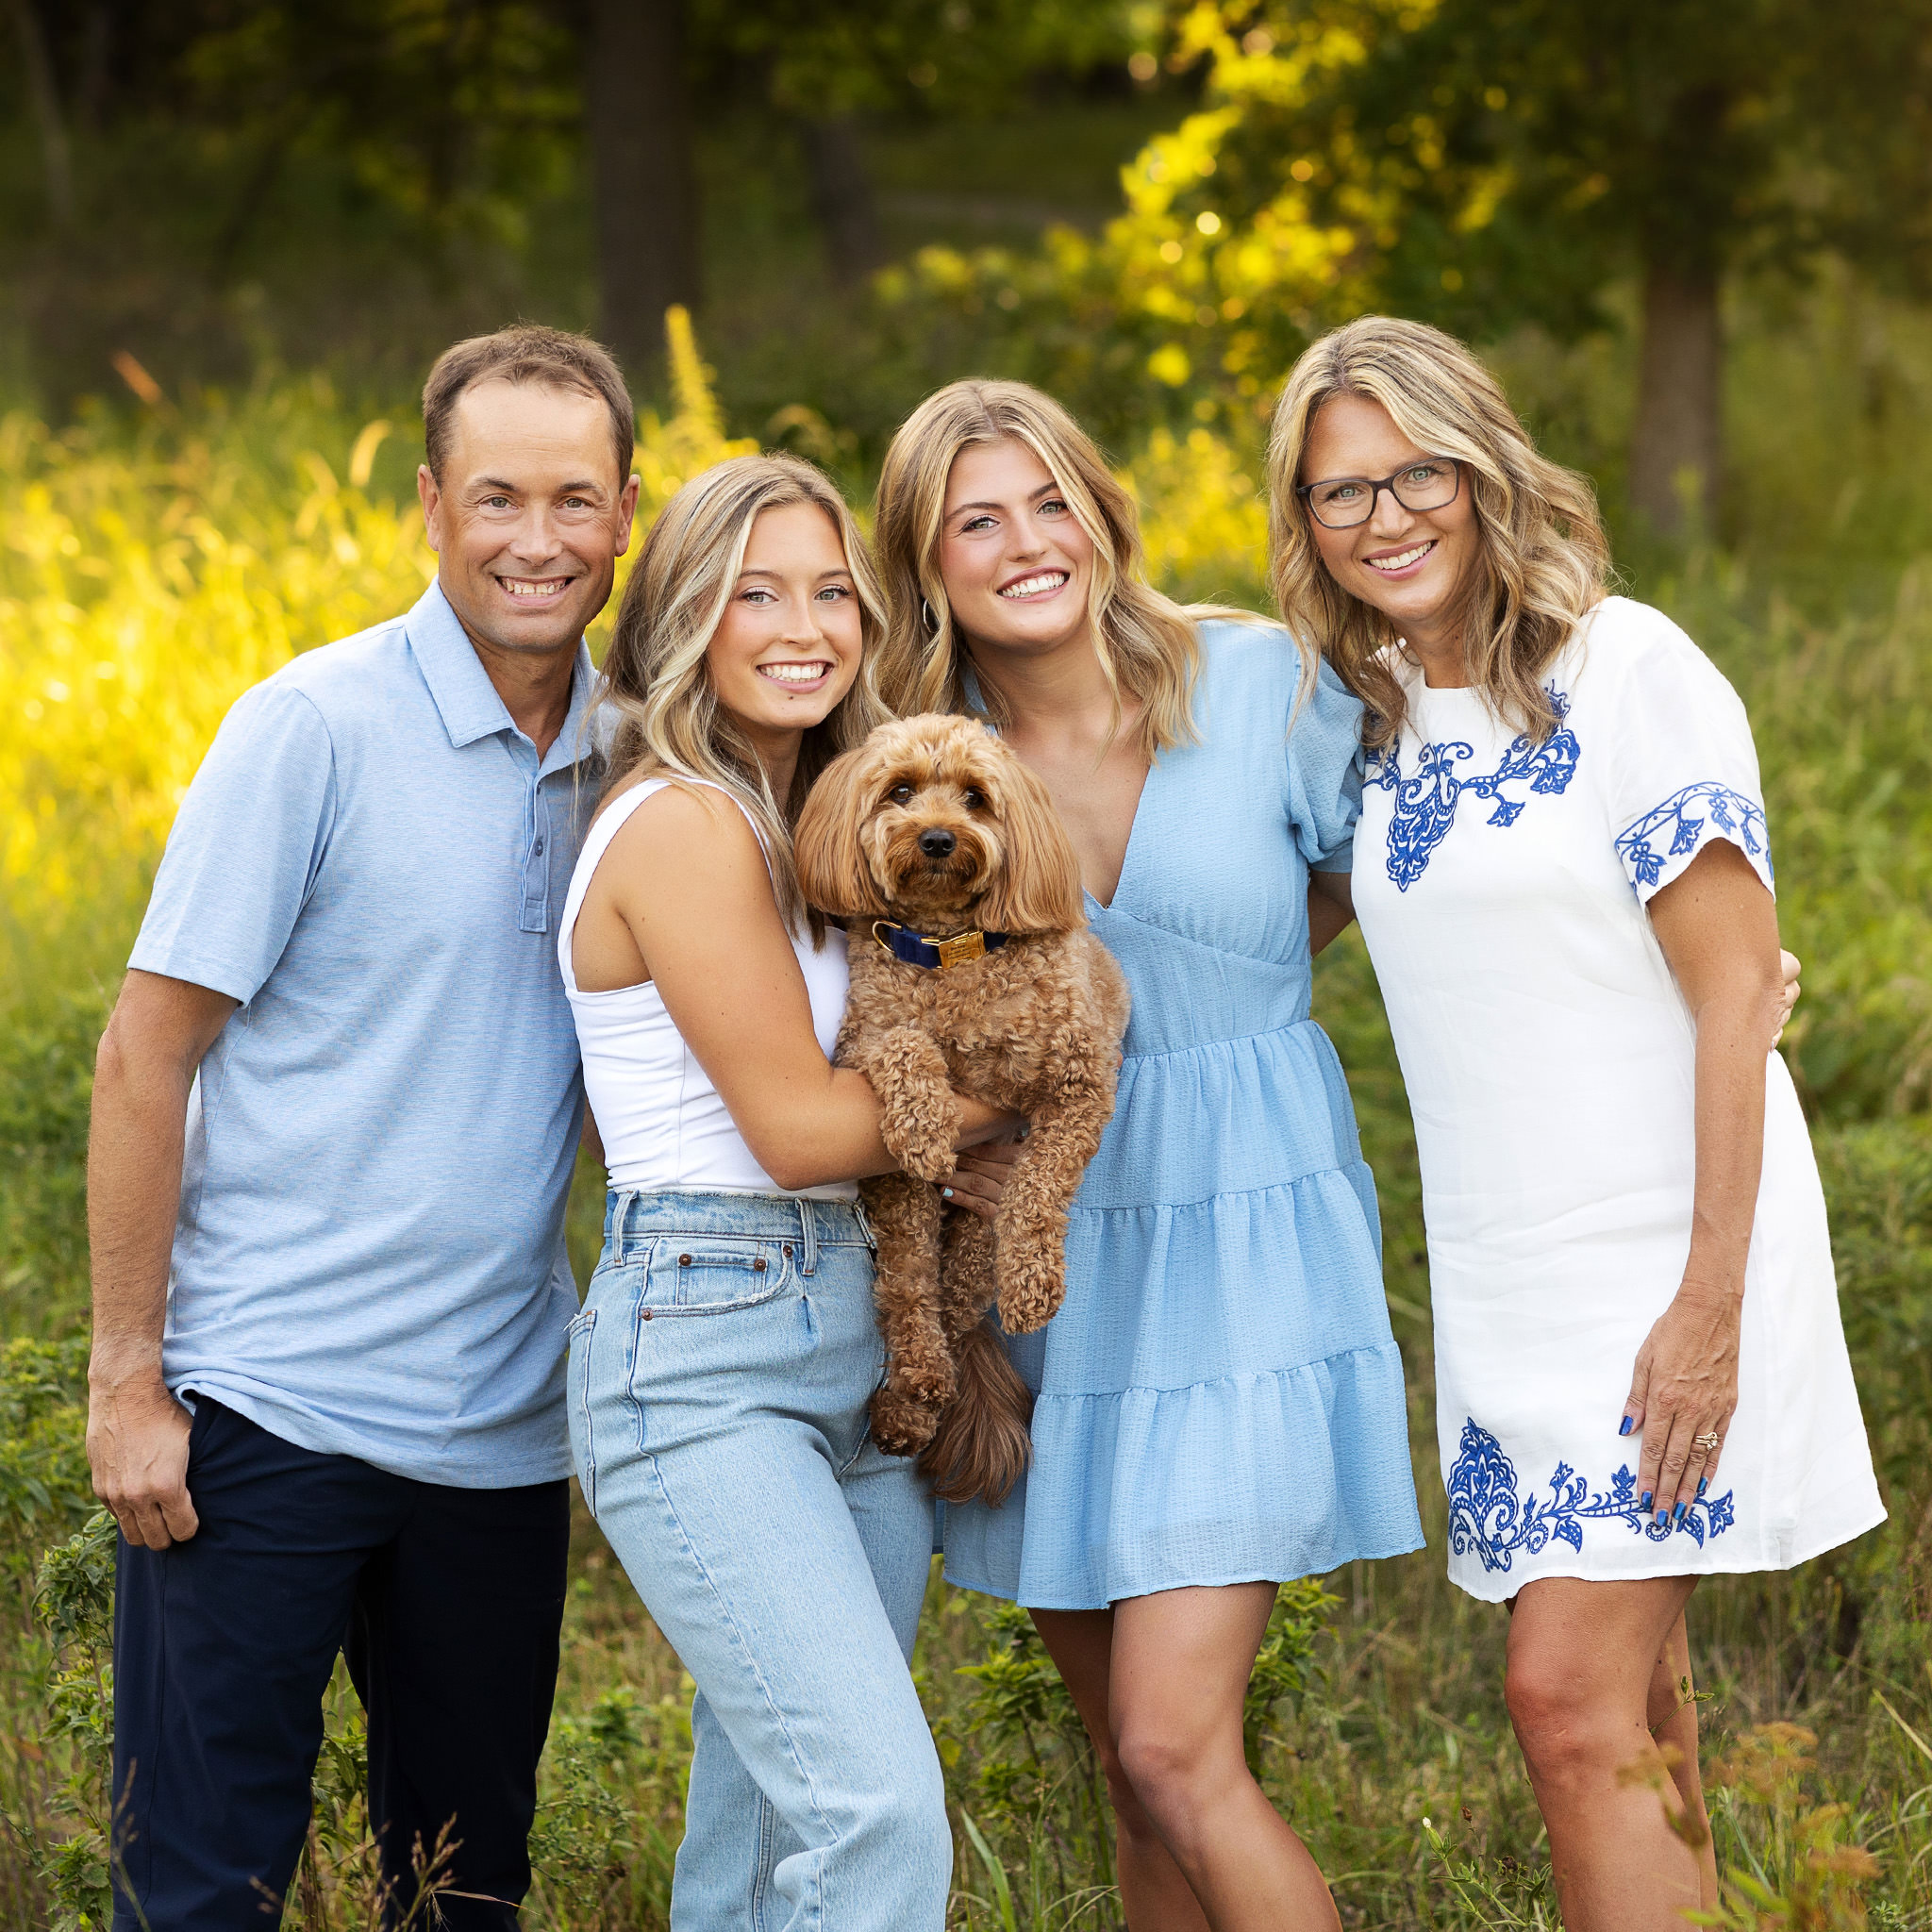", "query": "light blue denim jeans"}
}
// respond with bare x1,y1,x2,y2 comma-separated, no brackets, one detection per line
568,1190,949,1932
